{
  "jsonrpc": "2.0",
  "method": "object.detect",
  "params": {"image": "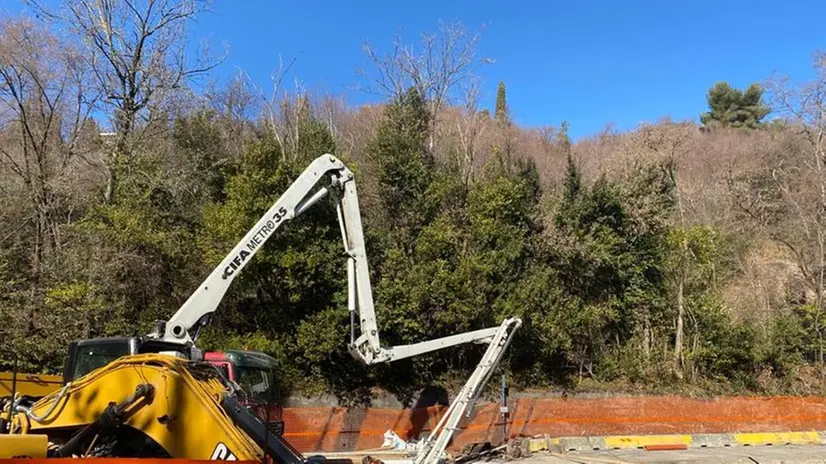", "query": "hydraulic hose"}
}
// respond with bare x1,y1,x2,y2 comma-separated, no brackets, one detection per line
15,383,71,423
